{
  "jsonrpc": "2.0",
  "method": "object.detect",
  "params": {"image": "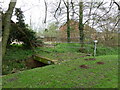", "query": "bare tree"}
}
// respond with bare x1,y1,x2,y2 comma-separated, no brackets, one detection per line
2,0,17,58
50,0,119,45
0,5,2,77
79,1,84,46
